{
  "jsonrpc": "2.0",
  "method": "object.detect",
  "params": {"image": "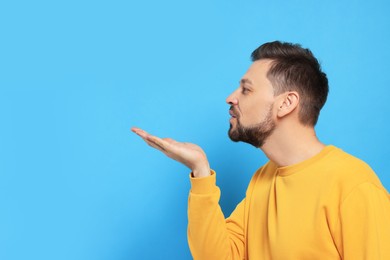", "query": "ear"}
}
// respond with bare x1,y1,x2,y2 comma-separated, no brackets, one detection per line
276,91,299,118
